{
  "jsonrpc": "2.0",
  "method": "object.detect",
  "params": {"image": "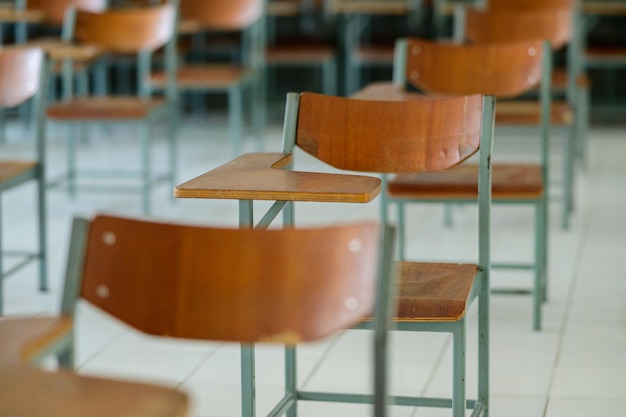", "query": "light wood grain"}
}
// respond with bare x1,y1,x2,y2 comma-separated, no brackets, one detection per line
0,161,36,184
180,0,263,30
47,97,166,120
297,92,484,174
0,317,72,365
0,7,43,23
150,65,253,89
26,0,106,26
74,3,175,53
24,37,103,61
331,0,409,15
174,152,381,202
395,262,479,322
388,163,544,200
582,1,626,15
405,38,544,98
465,7,572,50
496,99,574,125
82,215,382,343
0,365,188,417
